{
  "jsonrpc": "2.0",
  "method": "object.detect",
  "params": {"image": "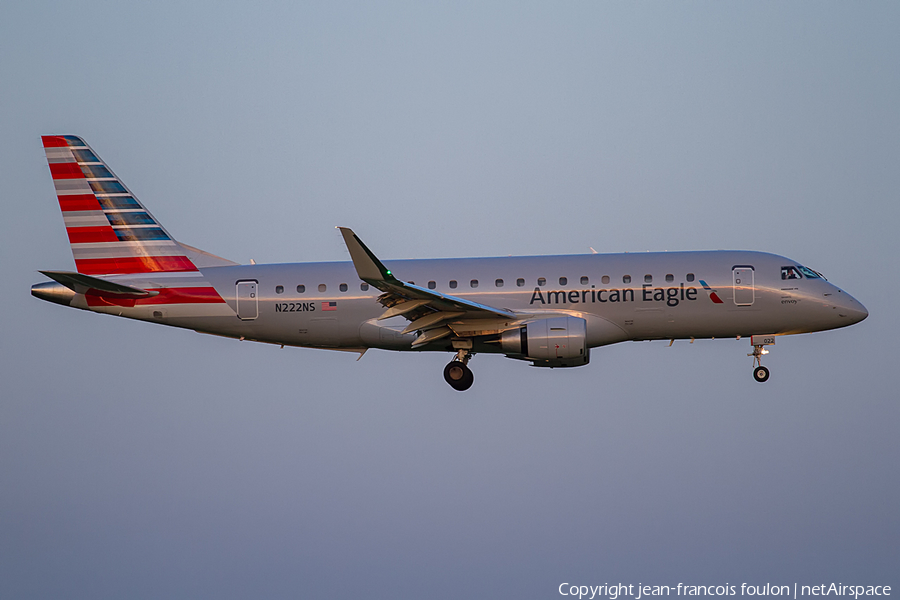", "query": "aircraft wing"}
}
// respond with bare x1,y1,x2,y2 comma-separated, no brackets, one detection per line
338,227,517,346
